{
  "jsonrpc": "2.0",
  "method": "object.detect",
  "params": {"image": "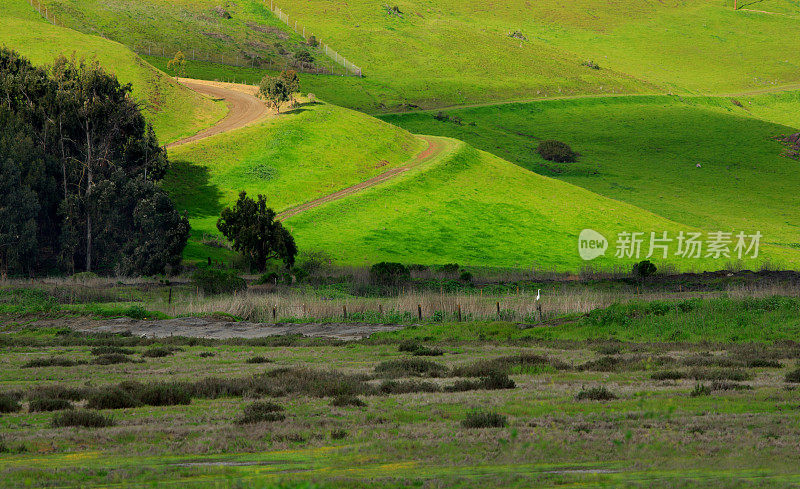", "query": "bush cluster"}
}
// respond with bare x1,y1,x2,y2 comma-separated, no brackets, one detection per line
51,410,114,428
237,401,285,424
461,410,508,428
536,140,577,163
192,268,247,295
